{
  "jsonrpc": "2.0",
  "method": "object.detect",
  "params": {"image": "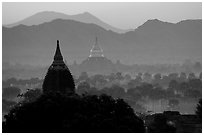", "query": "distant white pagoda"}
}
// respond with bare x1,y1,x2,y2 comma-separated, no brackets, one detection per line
89,37,104,57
